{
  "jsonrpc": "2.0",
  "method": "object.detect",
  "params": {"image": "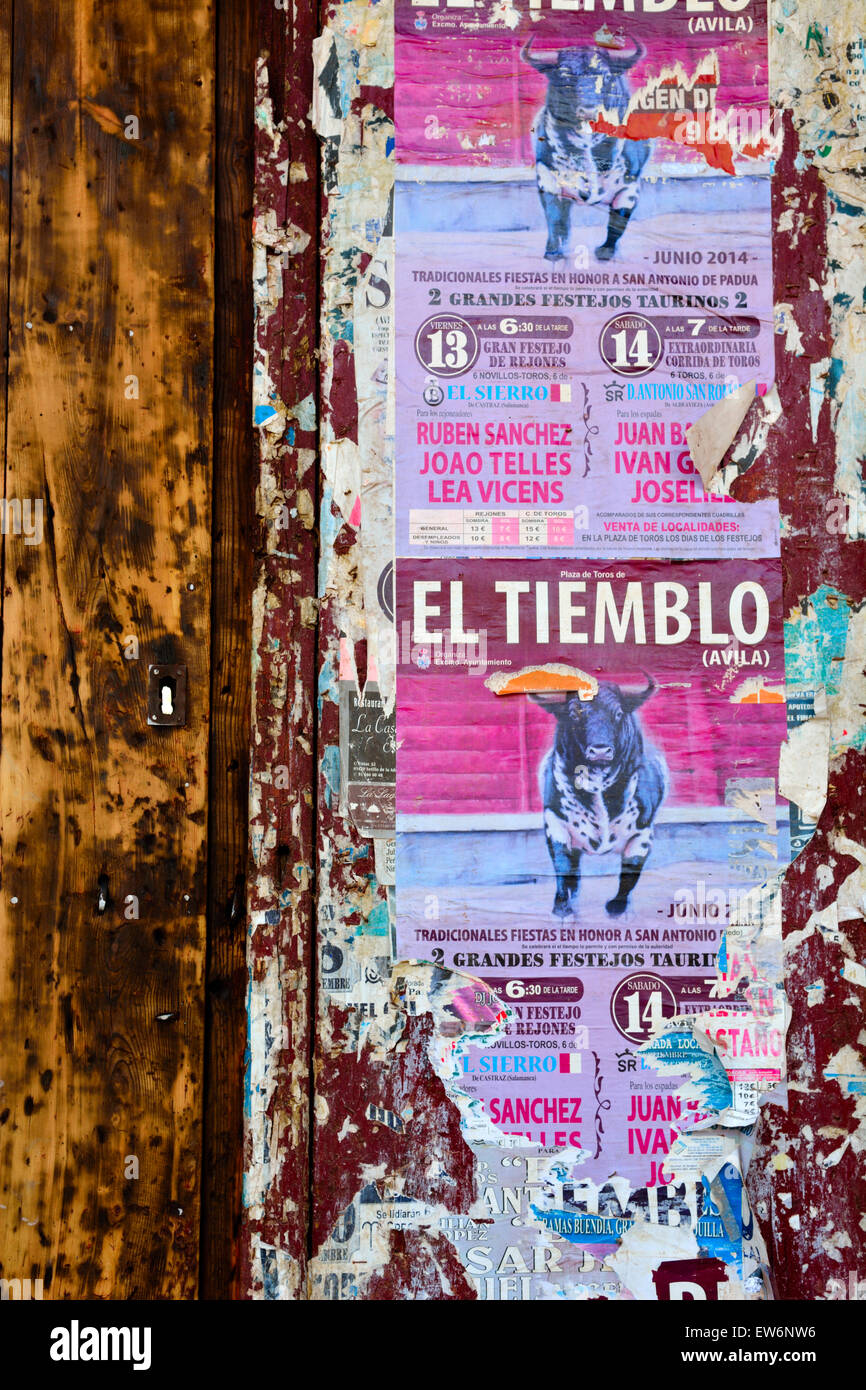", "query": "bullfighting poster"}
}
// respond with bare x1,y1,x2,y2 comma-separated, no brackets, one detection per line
394,0,779,557
394,558,788,1192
